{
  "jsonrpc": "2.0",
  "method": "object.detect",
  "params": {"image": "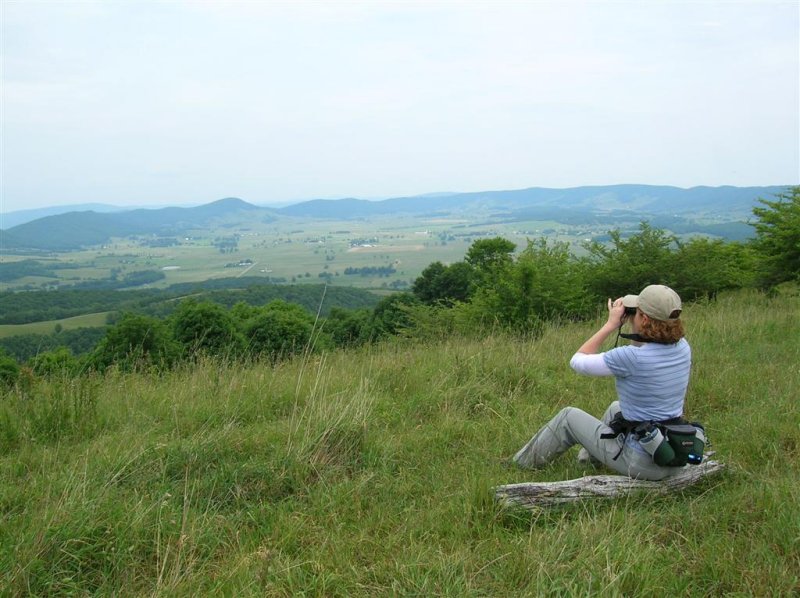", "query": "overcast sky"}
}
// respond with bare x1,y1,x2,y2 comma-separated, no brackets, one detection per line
2,1,798,213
